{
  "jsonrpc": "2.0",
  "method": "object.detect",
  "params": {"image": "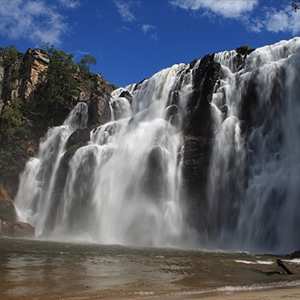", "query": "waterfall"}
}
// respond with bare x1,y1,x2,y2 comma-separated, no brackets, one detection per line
210,37,300,253
15,63,194,247
15,37,300,253
15,102,89,234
